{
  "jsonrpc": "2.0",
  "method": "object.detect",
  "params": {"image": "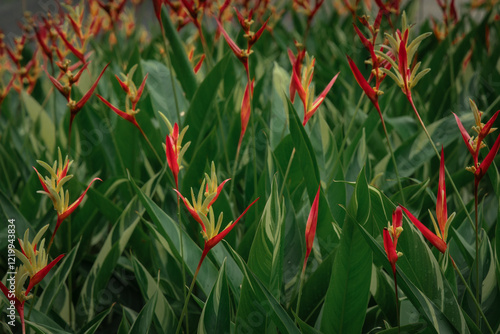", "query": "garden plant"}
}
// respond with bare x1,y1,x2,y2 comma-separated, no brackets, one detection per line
0,0,500,333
